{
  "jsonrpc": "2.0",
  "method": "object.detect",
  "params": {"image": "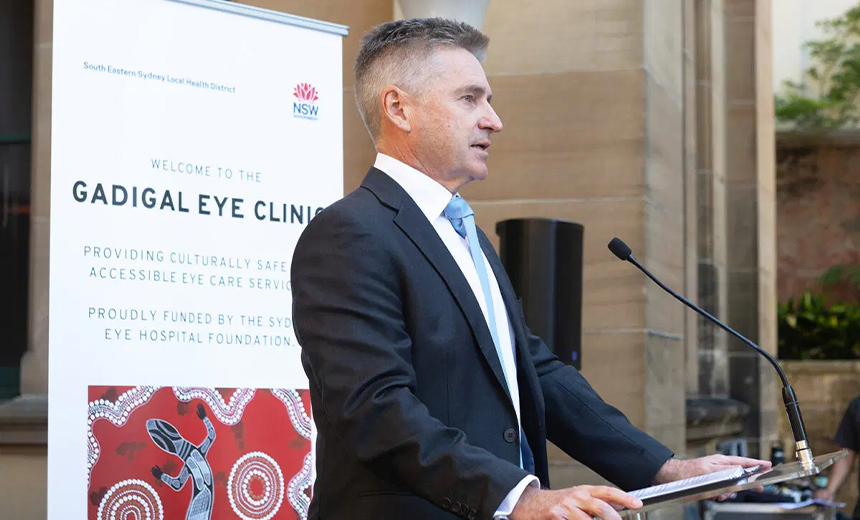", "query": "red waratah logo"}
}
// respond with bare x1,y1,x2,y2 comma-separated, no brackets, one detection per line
294,83,319,102
293,83,320,120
